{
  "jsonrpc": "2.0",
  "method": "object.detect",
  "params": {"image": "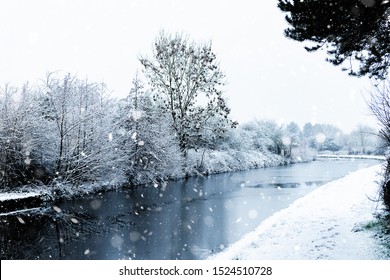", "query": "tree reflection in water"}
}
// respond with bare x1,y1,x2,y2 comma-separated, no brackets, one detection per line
0,207,103,259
